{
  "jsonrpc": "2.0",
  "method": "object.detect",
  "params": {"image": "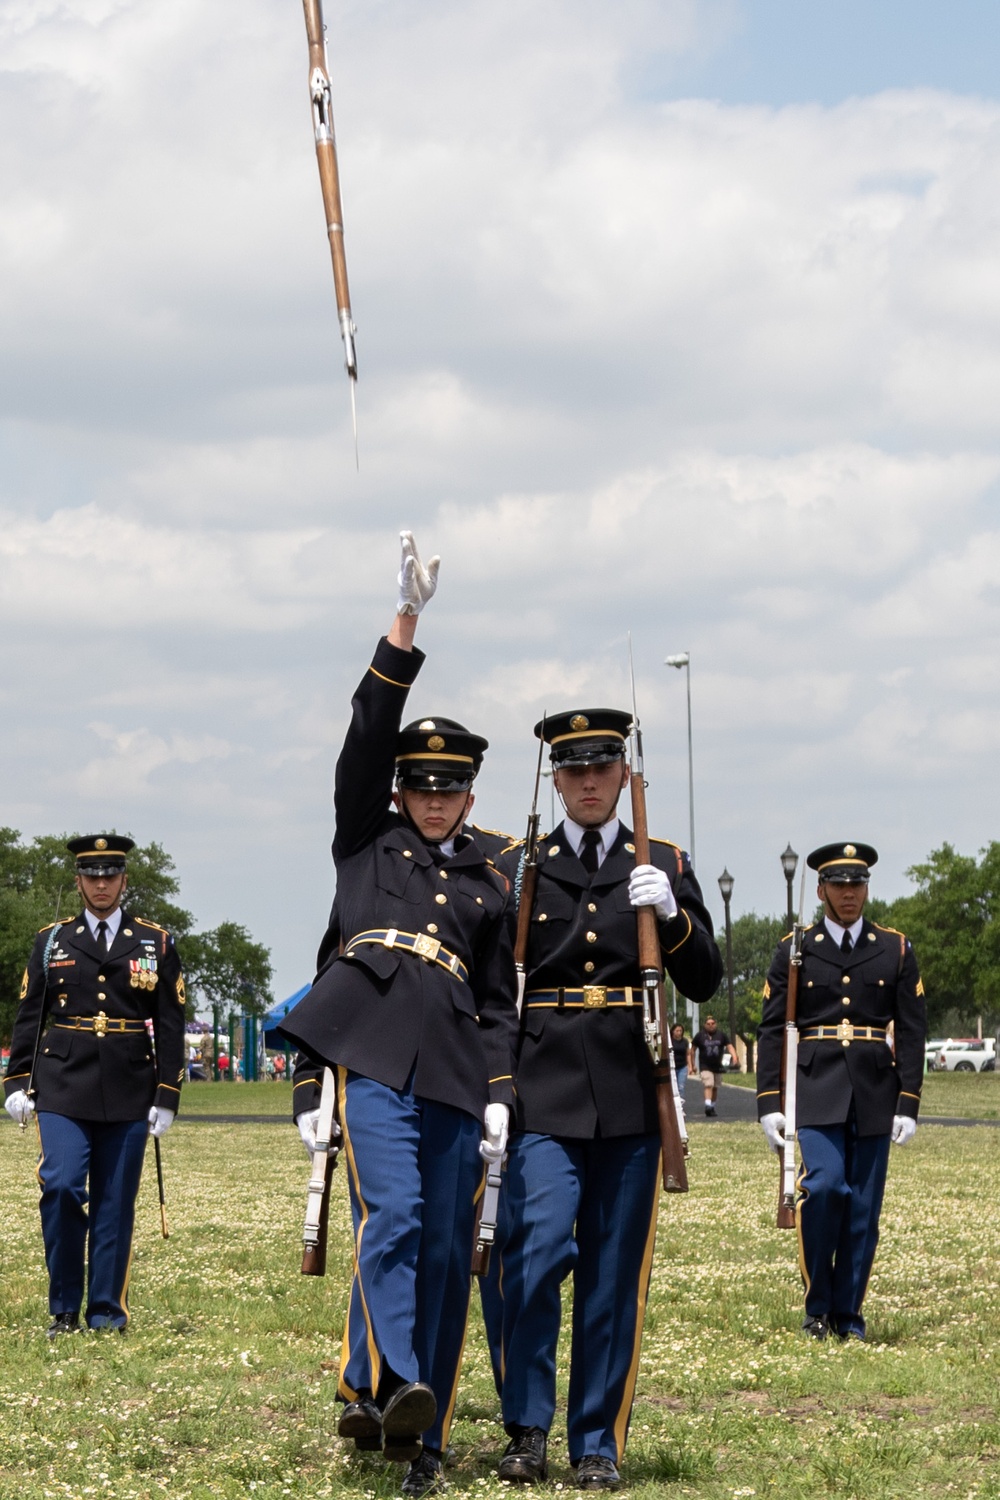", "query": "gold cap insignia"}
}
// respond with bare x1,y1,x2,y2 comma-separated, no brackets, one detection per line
95,838,108,851
570,715,589,731
427,735,446,751
844,844,856,857
418,719,436,731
